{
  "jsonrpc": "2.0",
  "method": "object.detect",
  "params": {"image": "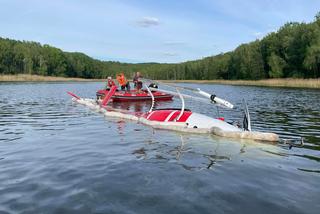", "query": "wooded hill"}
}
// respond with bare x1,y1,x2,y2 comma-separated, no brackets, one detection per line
1,13,319,80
